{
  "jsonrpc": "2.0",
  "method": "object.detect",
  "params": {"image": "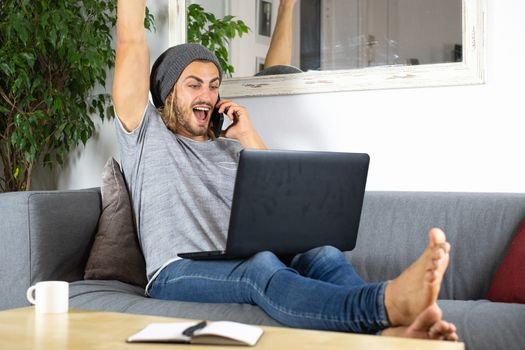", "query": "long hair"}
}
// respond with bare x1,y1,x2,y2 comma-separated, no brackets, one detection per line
159,90,177,133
